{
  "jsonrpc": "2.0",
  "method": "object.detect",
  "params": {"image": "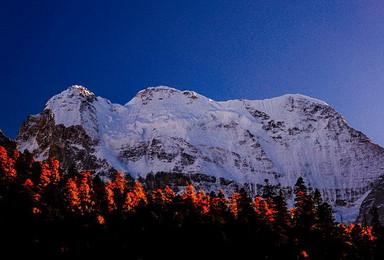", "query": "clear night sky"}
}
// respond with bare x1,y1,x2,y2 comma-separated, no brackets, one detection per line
1,1,384,146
